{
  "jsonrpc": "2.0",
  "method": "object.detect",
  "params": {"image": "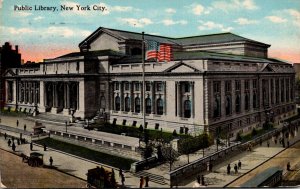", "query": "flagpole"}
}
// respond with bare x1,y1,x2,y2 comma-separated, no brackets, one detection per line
142,32,146,129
